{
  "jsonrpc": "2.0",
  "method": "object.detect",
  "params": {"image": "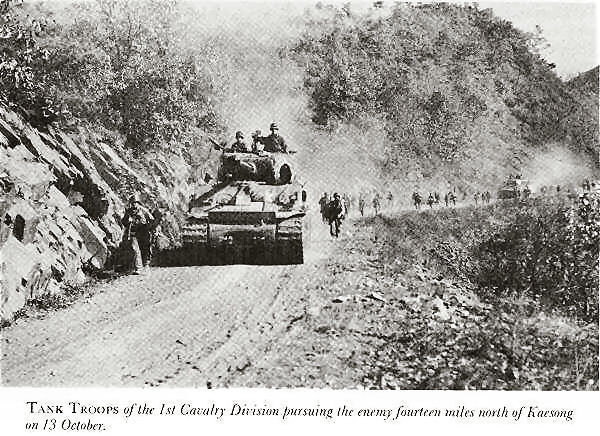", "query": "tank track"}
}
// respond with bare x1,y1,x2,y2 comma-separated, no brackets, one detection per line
162,216,303,266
